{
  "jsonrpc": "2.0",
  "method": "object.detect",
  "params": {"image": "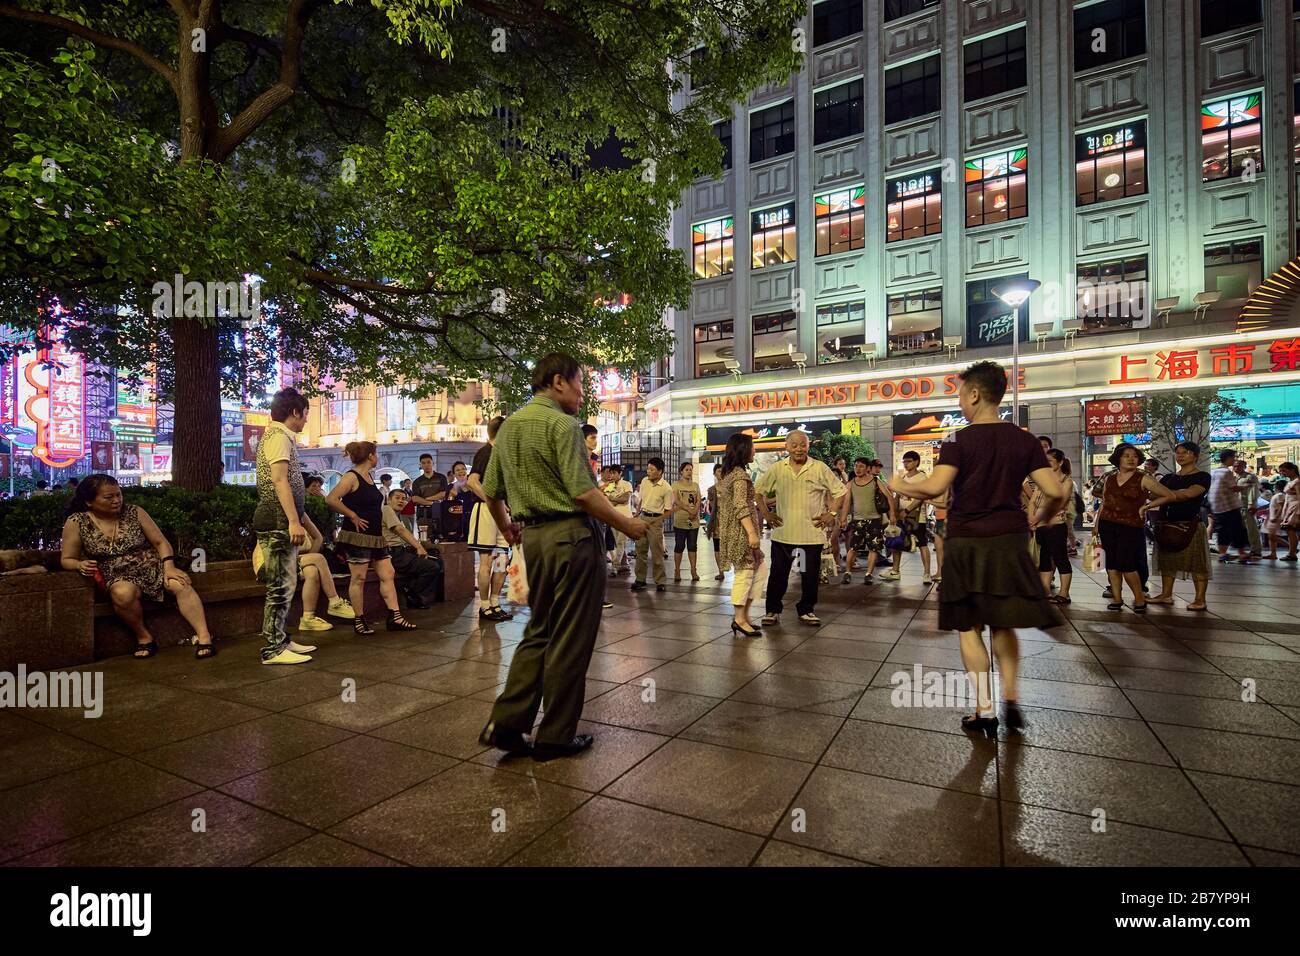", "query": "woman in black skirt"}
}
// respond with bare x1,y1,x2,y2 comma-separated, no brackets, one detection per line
326,441,420,634
889,361,1066,739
